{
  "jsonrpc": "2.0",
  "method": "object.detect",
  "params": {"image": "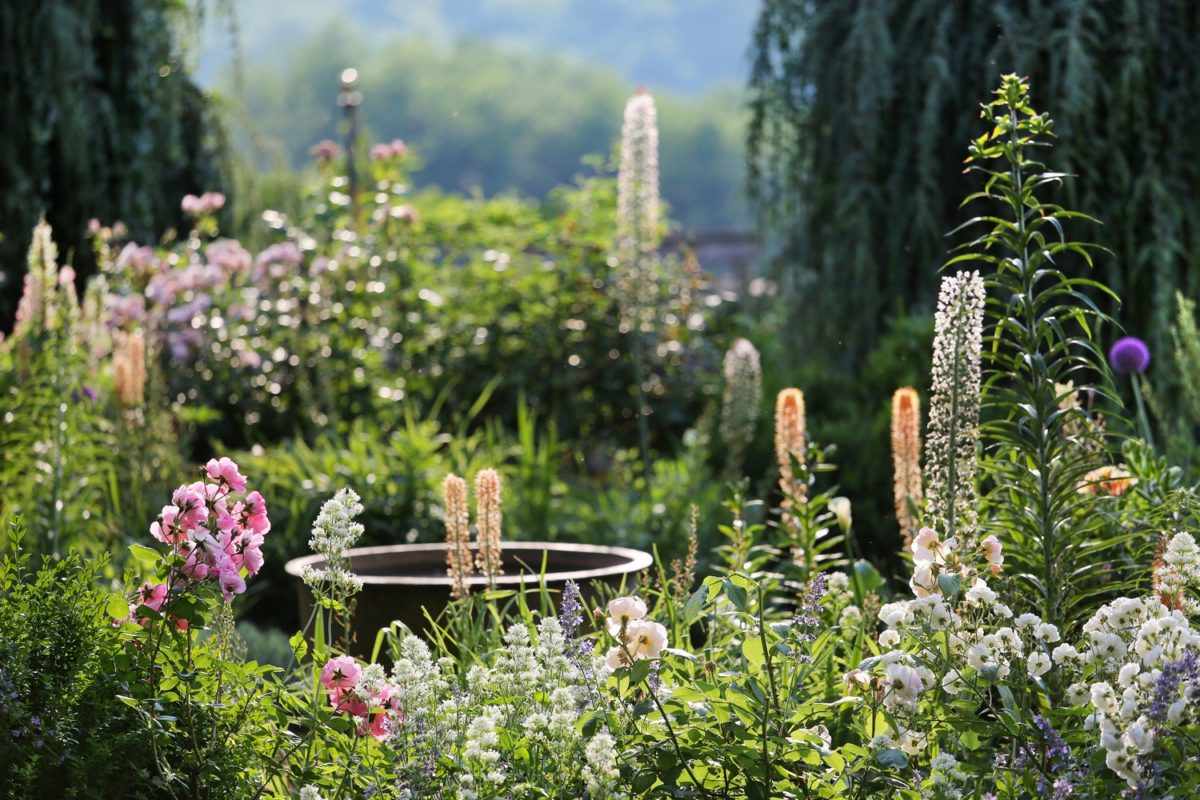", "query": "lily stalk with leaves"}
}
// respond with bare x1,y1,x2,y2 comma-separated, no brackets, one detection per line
947,74,1122,630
